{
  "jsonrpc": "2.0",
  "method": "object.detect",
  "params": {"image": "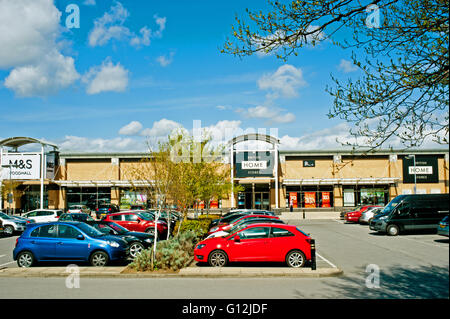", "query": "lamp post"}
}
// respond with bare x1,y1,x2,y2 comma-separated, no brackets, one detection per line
406,155,417,194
